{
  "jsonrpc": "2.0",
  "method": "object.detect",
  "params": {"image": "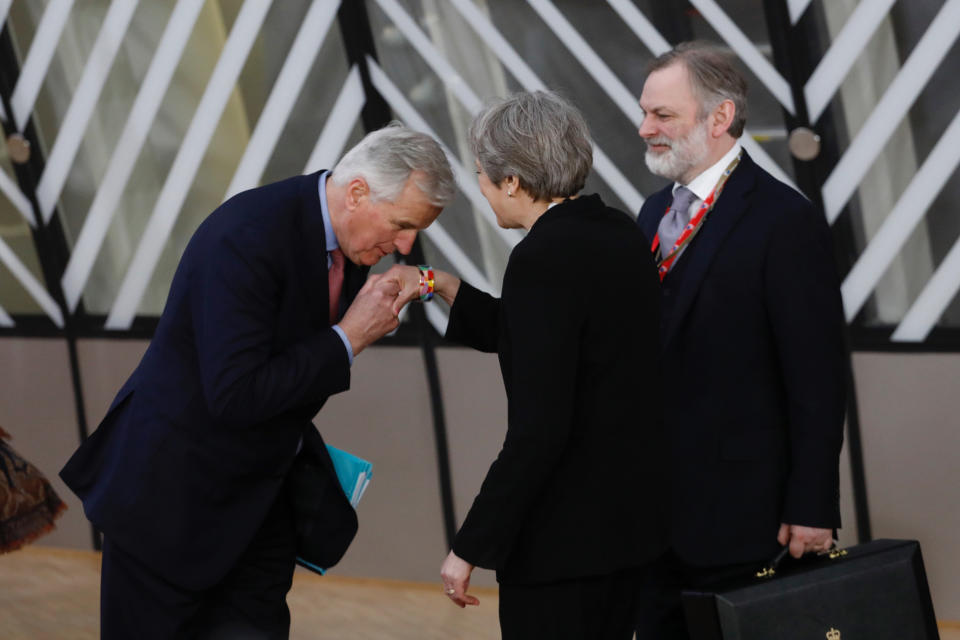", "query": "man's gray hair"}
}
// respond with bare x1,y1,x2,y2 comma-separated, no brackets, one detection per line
469,90,593,201
331,123,456,207
648,41,749,138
